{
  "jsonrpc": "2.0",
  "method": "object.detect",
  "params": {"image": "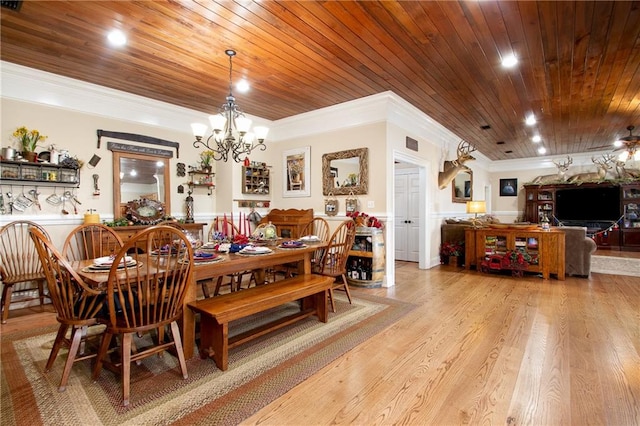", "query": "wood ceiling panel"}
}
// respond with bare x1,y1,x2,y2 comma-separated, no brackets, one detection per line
1,0,639,161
